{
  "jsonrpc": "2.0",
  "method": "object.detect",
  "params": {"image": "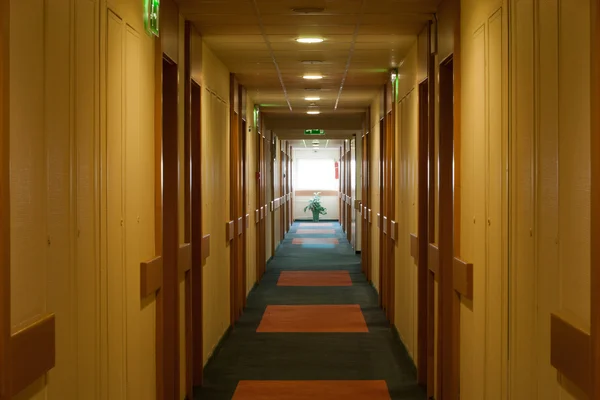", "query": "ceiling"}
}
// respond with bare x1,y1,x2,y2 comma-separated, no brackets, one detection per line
289,138,345,149
177,0,438,140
